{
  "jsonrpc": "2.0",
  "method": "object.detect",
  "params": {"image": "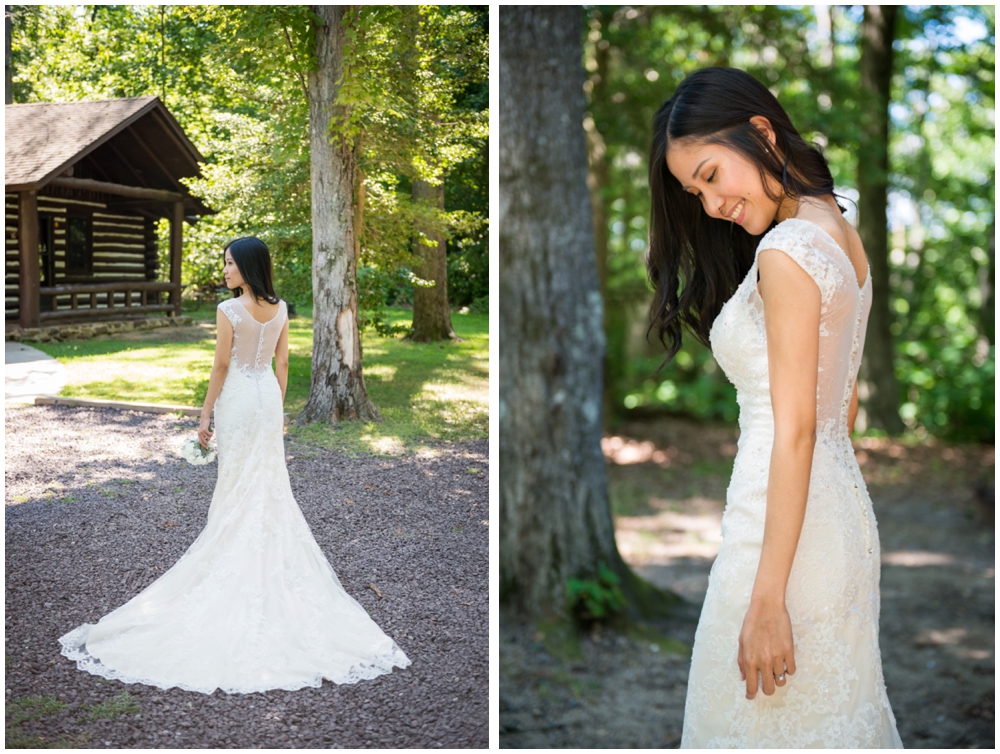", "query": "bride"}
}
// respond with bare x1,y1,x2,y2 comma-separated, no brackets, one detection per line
59,236,410,694
646,68,902,747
